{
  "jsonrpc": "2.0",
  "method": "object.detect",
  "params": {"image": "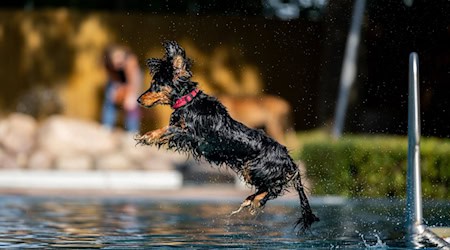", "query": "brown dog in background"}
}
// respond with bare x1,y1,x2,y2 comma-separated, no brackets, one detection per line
218,94,294,146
